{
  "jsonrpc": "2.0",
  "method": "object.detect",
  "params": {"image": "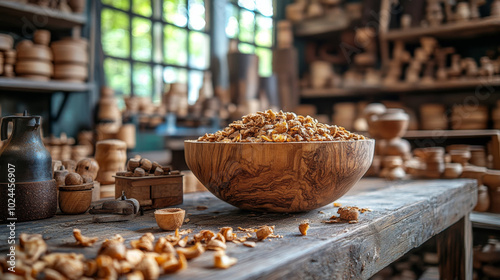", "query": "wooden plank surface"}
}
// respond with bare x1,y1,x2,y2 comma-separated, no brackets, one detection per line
0,178,476,279
0,77,93,93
